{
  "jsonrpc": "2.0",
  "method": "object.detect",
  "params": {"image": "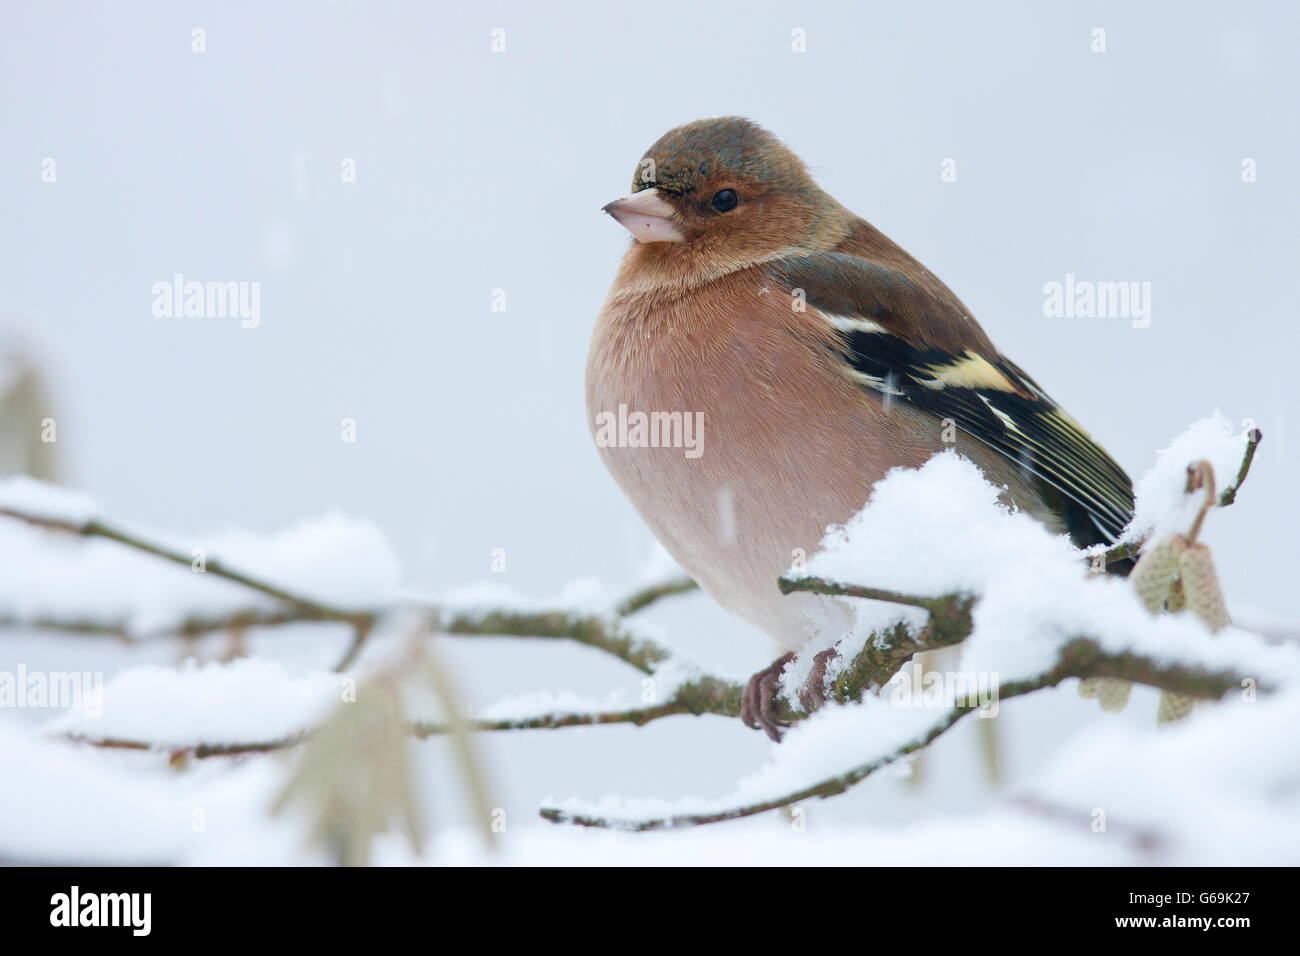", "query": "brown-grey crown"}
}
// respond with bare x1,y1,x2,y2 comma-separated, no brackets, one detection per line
629,116,808,196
